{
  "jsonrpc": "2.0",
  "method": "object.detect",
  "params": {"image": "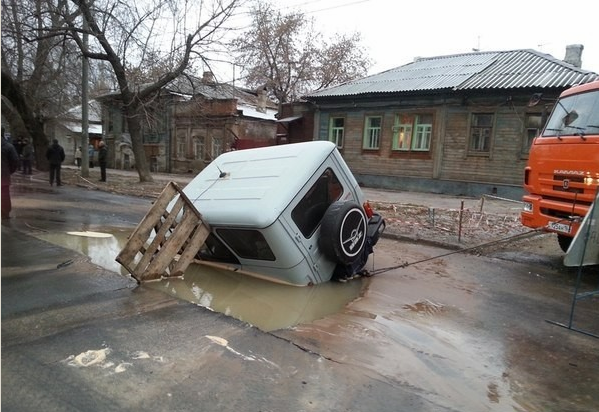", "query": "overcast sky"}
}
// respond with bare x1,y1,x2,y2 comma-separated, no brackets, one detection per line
211,0,599,84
